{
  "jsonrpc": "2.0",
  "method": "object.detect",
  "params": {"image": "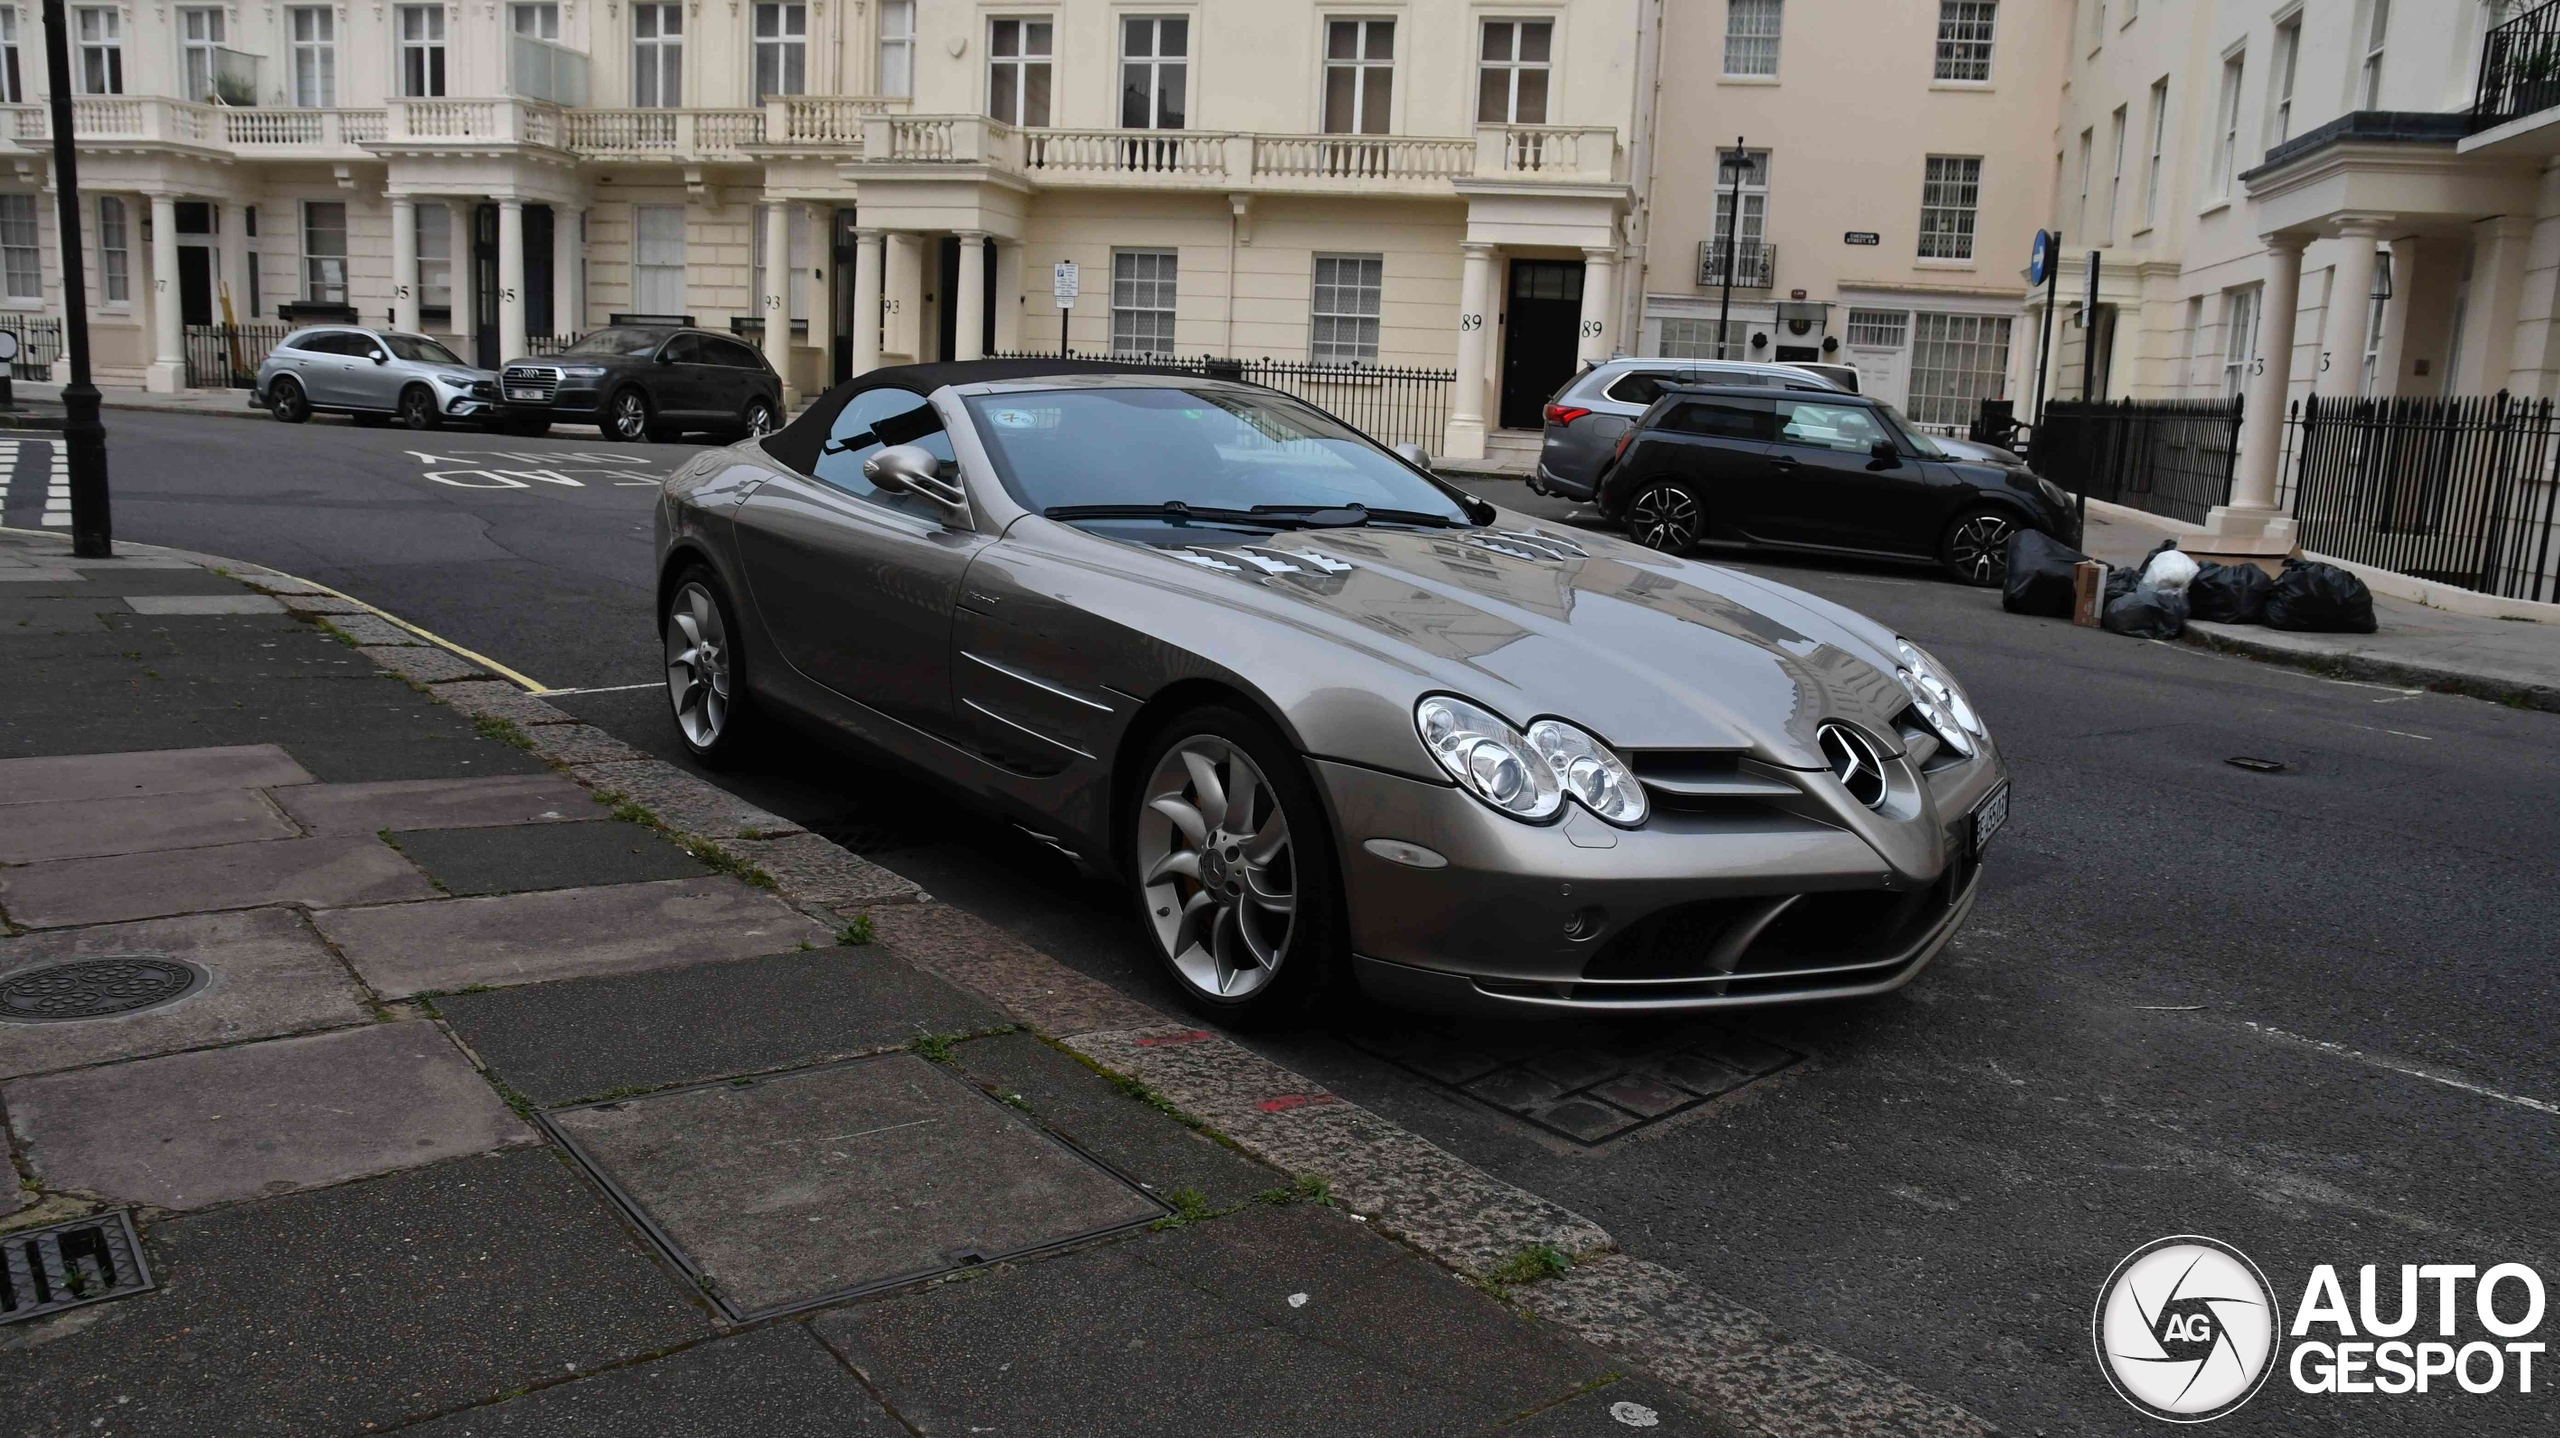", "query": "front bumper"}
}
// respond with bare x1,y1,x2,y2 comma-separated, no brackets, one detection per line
501,390,606,421
1312,748,2004,1016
